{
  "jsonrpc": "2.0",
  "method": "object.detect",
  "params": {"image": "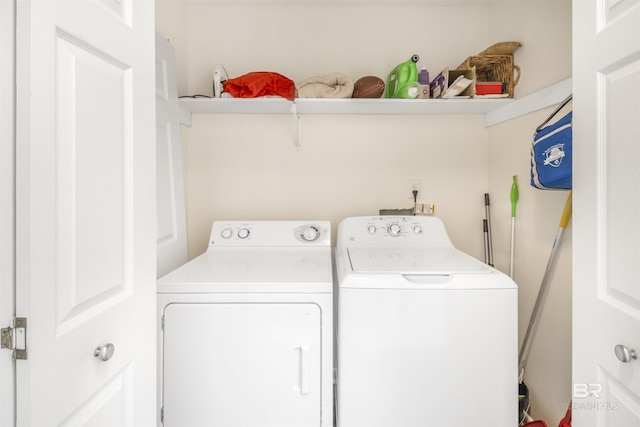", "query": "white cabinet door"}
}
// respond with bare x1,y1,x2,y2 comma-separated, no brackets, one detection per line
162,303,322,427
15,0,156,424
572,0,640,425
